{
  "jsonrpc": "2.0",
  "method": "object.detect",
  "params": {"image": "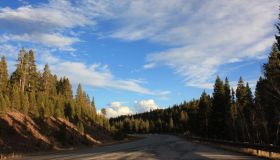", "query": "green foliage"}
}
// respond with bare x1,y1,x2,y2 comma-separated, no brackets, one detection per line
209,76,229,139
0,94,7,111
20,92,29,114
0,56,8,95
0,48,109,137
11,85,20,110
77,122,84,133
254,18,280,145
197,91,211,137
